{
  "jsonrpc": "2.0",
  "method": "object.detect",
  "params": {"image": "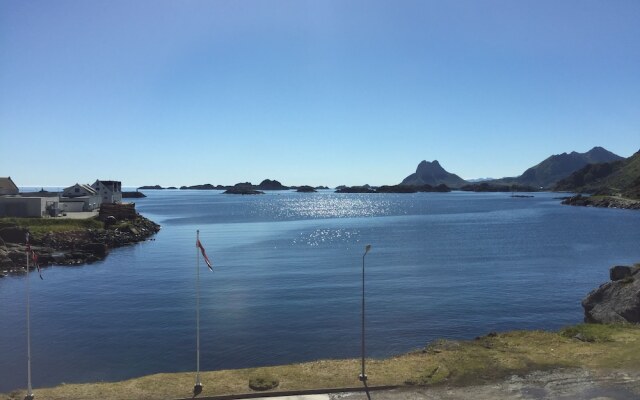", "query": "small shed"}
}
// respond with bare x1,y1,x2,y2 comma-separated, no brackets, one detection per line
0,196,59,217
